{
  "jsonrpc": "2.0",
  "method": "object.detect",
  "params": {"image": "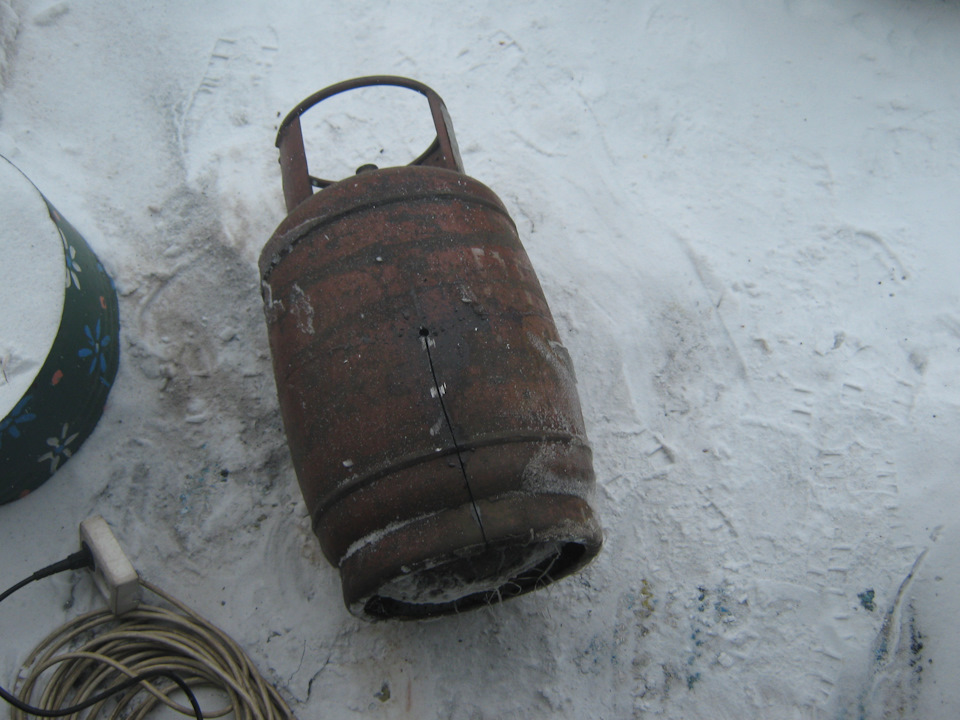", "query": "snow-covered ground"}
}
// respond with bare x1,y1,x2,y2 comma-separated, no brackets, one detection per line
2,1,959,717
